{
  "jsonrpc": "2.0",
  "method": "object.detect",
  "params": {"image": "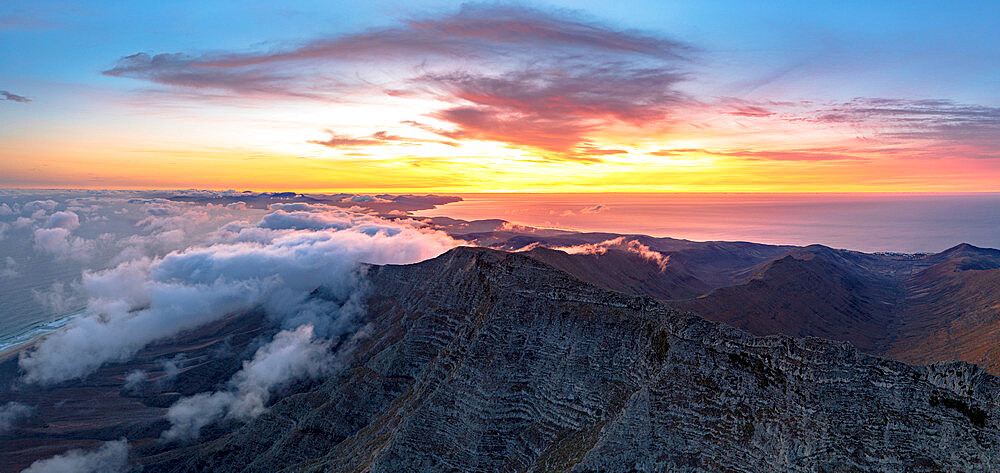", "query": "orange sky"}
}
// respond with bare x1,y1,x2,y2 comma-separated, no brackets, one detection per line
2,3,999,193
